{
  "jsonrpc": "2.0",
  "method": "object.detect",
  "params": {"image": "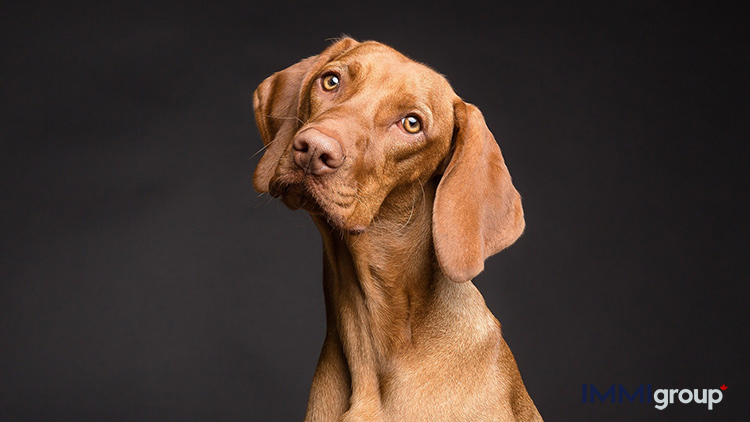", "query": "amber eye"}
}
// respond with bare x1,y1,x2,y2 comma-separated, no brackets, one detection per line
401,115,422,134
321,73,340,91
